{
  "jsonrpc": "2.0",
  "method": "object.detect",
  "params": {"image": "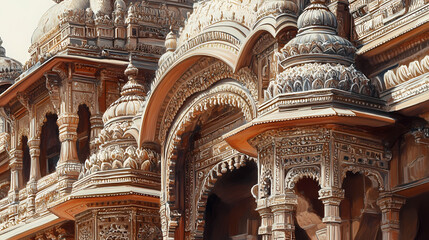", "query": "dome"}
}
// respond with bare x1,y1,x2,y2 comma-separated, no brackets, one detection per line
0,37,22,87
297,0,337,32
102,59,146,125
31,0,114,45
266,0,377,99
278,0,356,68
